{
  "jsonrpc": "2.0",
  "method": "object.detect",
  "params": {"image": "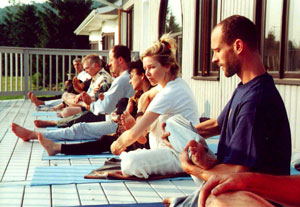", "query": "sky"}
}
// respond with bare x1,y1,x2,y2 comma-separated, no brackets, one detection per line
0,0,48,8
